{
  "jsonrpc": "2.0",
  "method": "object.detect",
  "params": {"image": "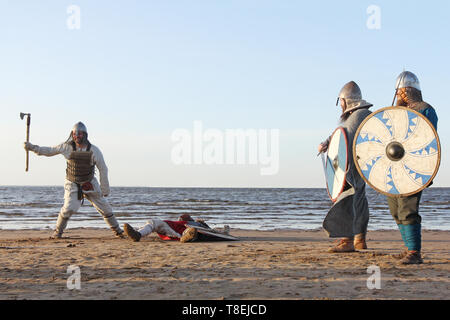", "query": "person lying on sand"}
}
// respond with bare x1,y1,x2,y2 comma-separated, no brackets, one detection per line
123,214,233,243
